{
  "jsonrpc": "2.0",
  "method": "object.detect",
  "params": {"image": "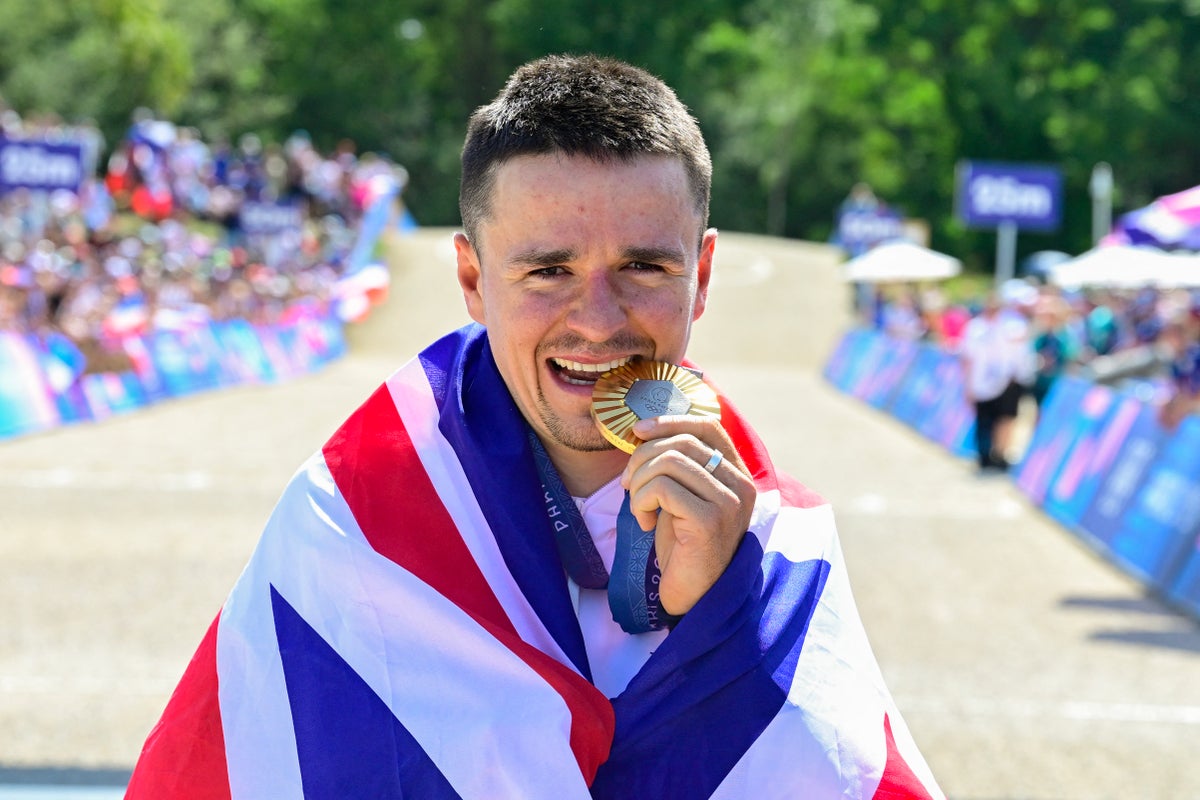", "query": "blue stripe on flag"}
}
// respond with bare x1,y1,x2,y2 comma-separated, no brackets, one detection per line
270,586,462,799
420,326,593,678
593,536,830,797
